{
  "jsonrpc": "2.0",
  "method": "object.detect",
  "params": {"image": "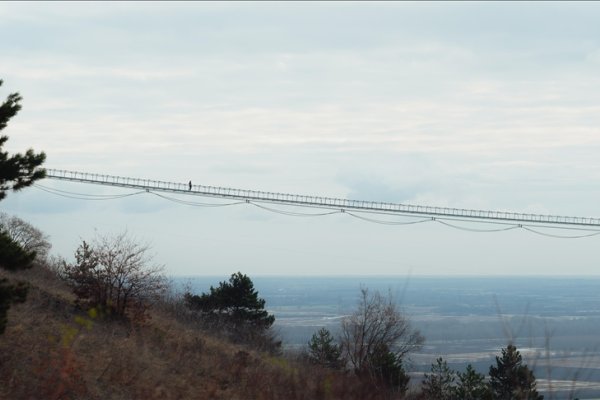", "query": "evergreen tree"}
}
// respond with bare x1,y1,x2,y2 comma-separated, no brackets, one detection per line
367,343,410,394
307,327,342,369
489,345,543,400
186,272,275,329
0,231,36,271
185,272,277,350
0,79,46,201
421,357,457,400
456,364,492,400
